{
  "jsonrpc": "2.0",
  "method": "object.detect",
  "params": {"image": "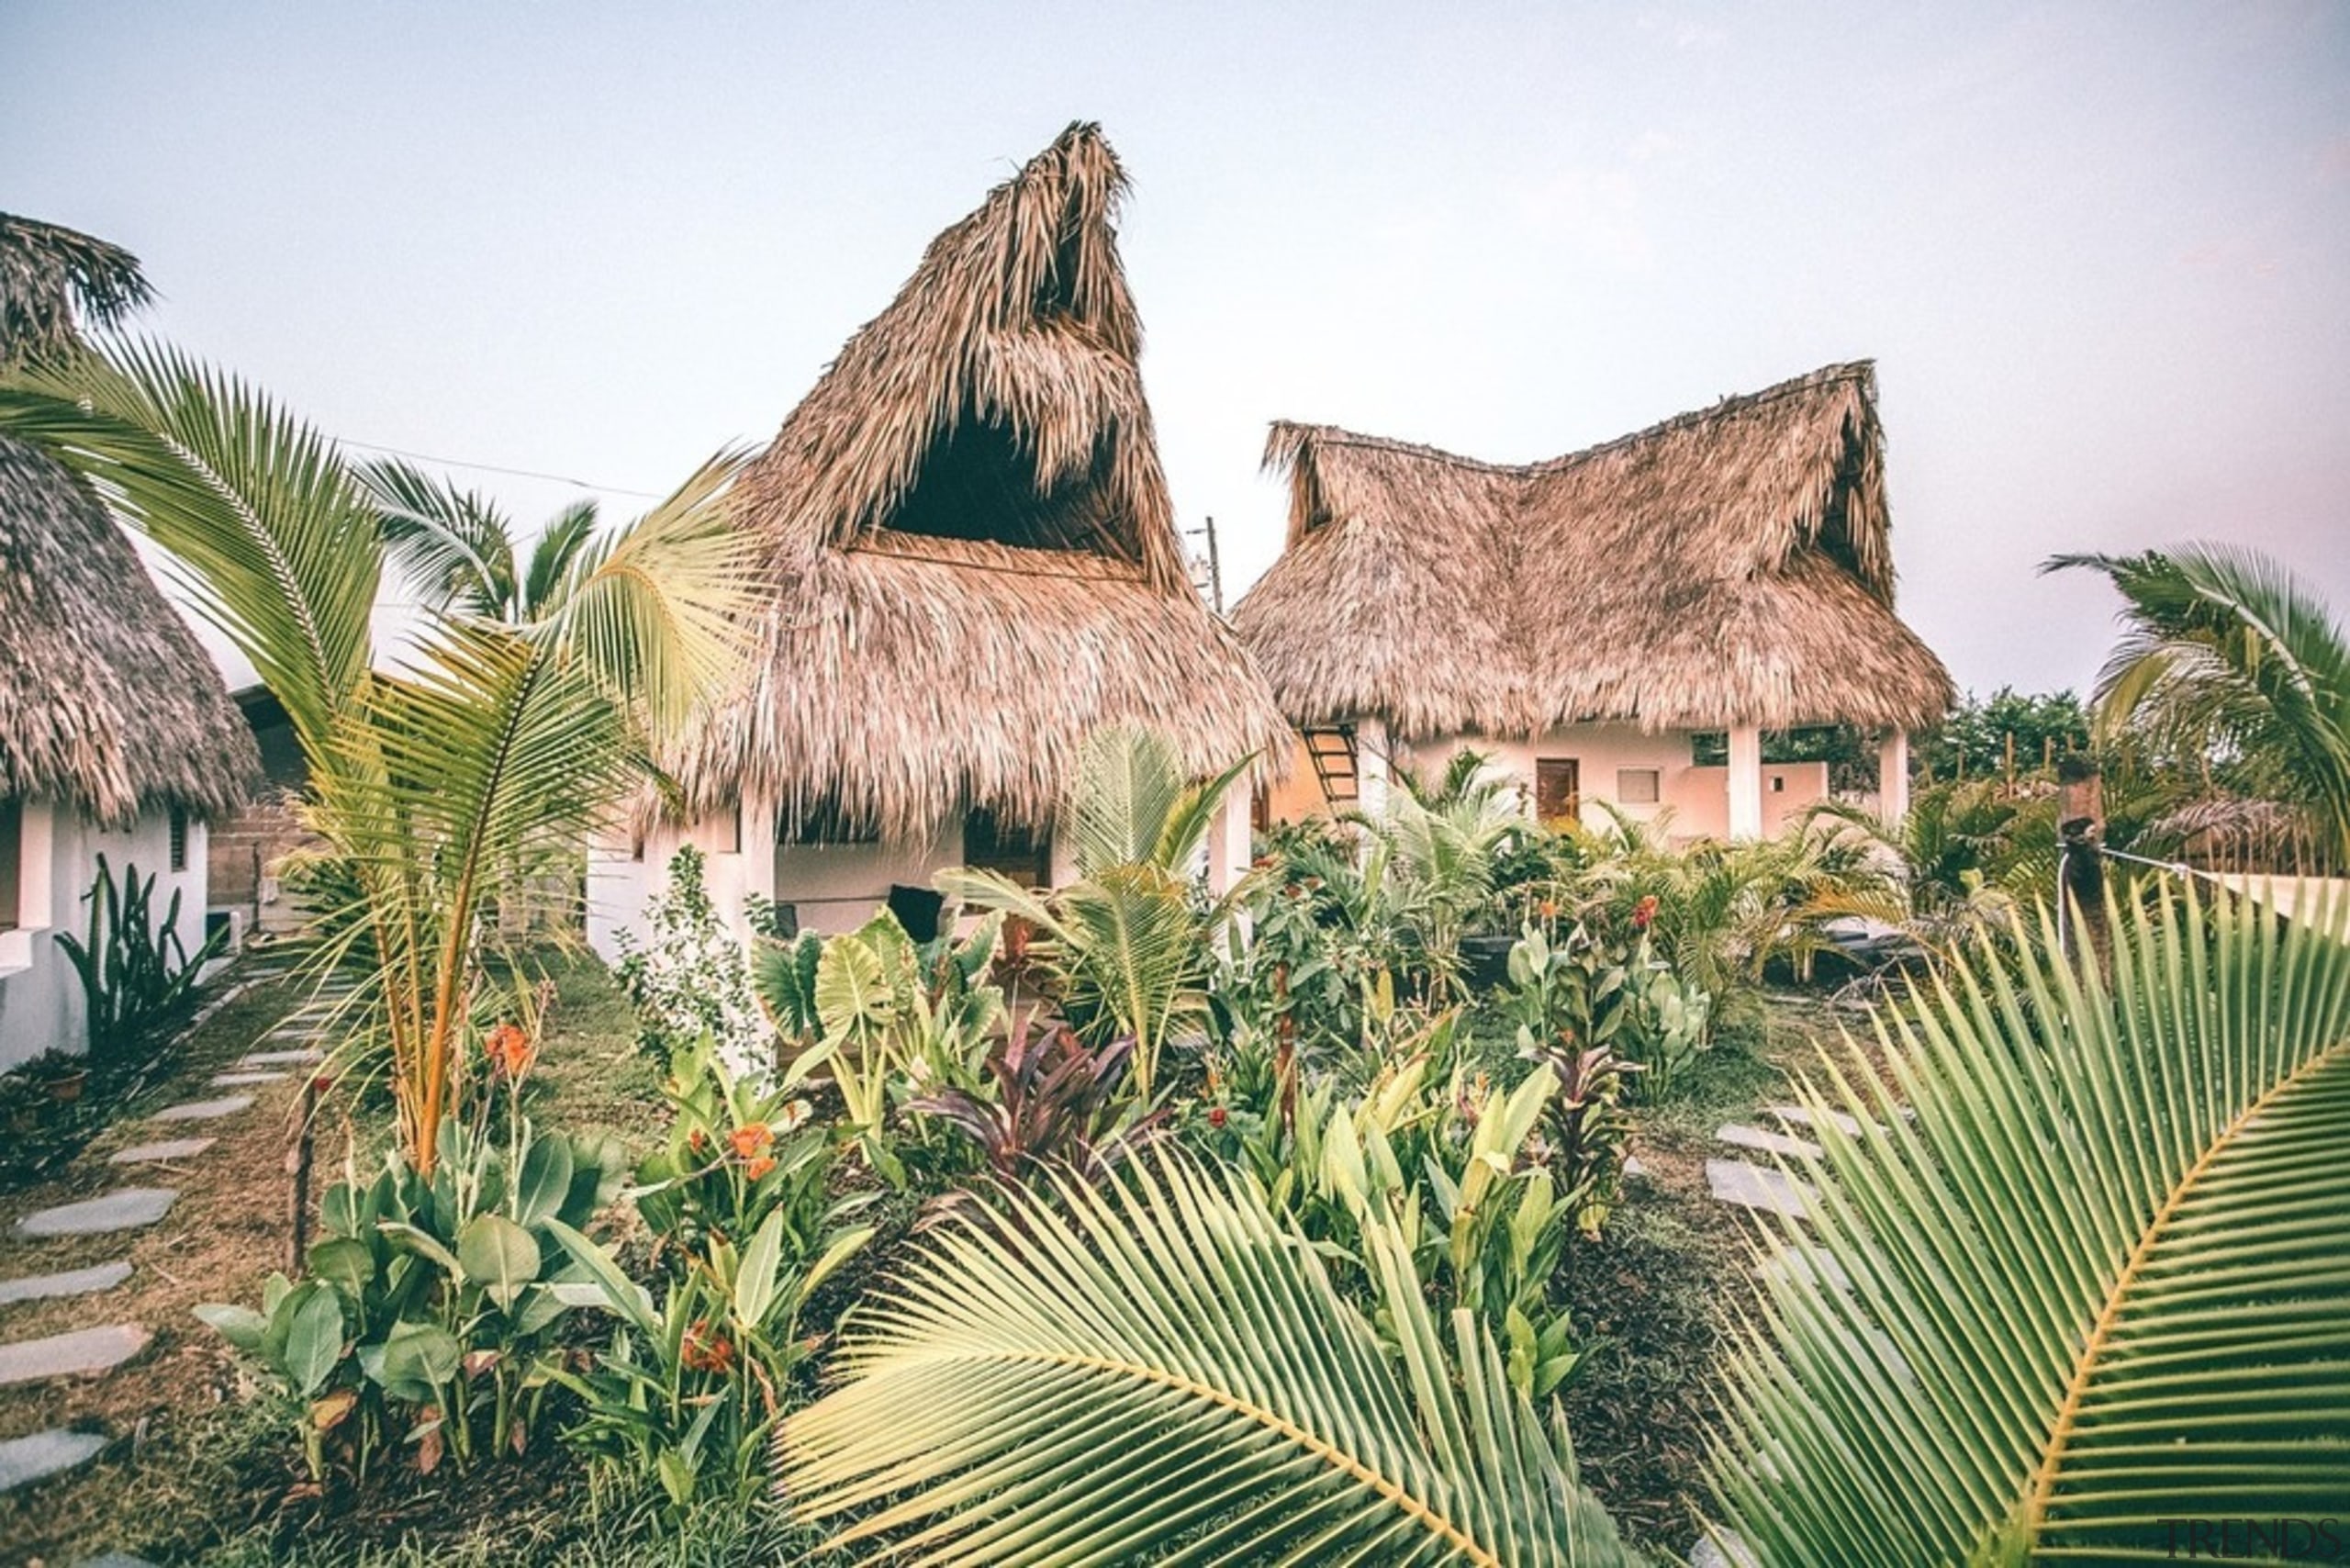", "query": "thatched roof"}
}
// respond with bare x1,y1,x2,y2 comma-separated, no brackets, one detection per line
666,122,1287,834
1232,361,1953,739
0,432,259,823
